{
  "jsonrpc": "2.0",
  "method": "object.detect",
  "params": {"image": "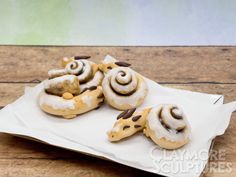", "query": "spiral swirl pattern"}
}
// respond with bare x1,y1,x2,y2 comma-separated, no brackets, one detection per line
109,67,138,95
66,60,93,83
147,104,191,142
102,67,148,110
